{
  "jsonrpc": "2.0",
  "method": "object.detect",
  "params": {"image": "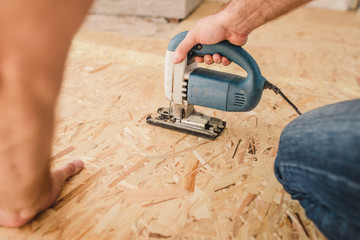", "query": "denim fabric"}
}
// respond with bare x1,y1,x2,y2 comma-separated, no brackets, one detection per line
274,99,360,240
